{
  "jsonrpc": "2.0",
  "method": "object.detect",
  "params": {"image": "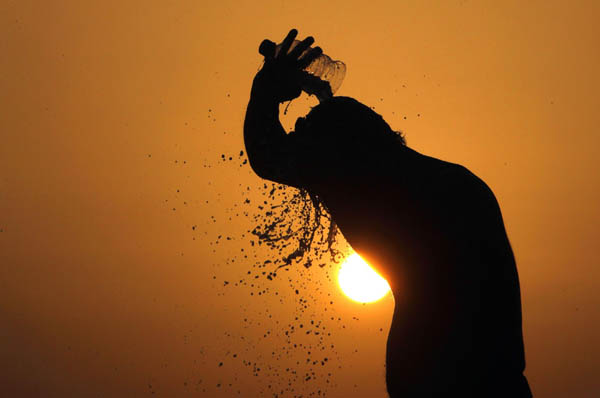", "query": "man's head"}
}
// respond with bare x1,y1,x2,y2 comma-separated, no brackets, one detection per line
294,96,405,177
